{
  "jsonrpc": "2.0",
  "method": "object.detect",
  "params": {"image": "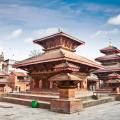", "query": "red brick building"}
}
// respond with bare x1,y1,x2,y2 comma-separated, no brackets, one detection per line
9,71,30,92
0,71,9,93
